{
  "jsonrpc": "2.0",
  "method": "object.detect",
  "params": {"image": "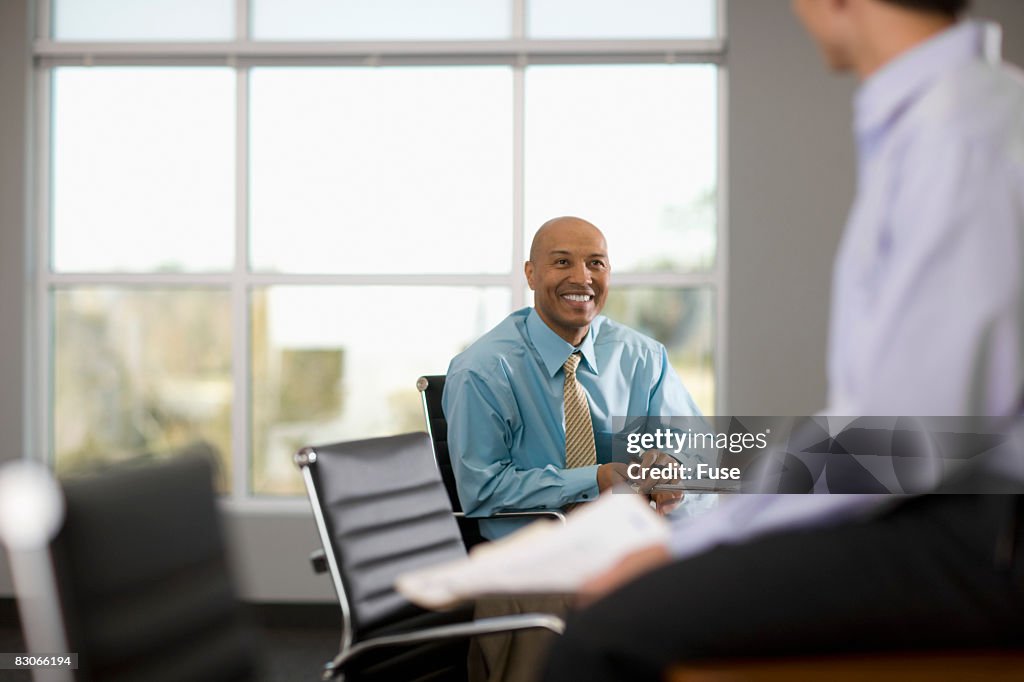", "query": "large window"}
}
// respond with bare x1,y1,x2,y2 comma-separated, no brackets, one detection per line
36,0,726,497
